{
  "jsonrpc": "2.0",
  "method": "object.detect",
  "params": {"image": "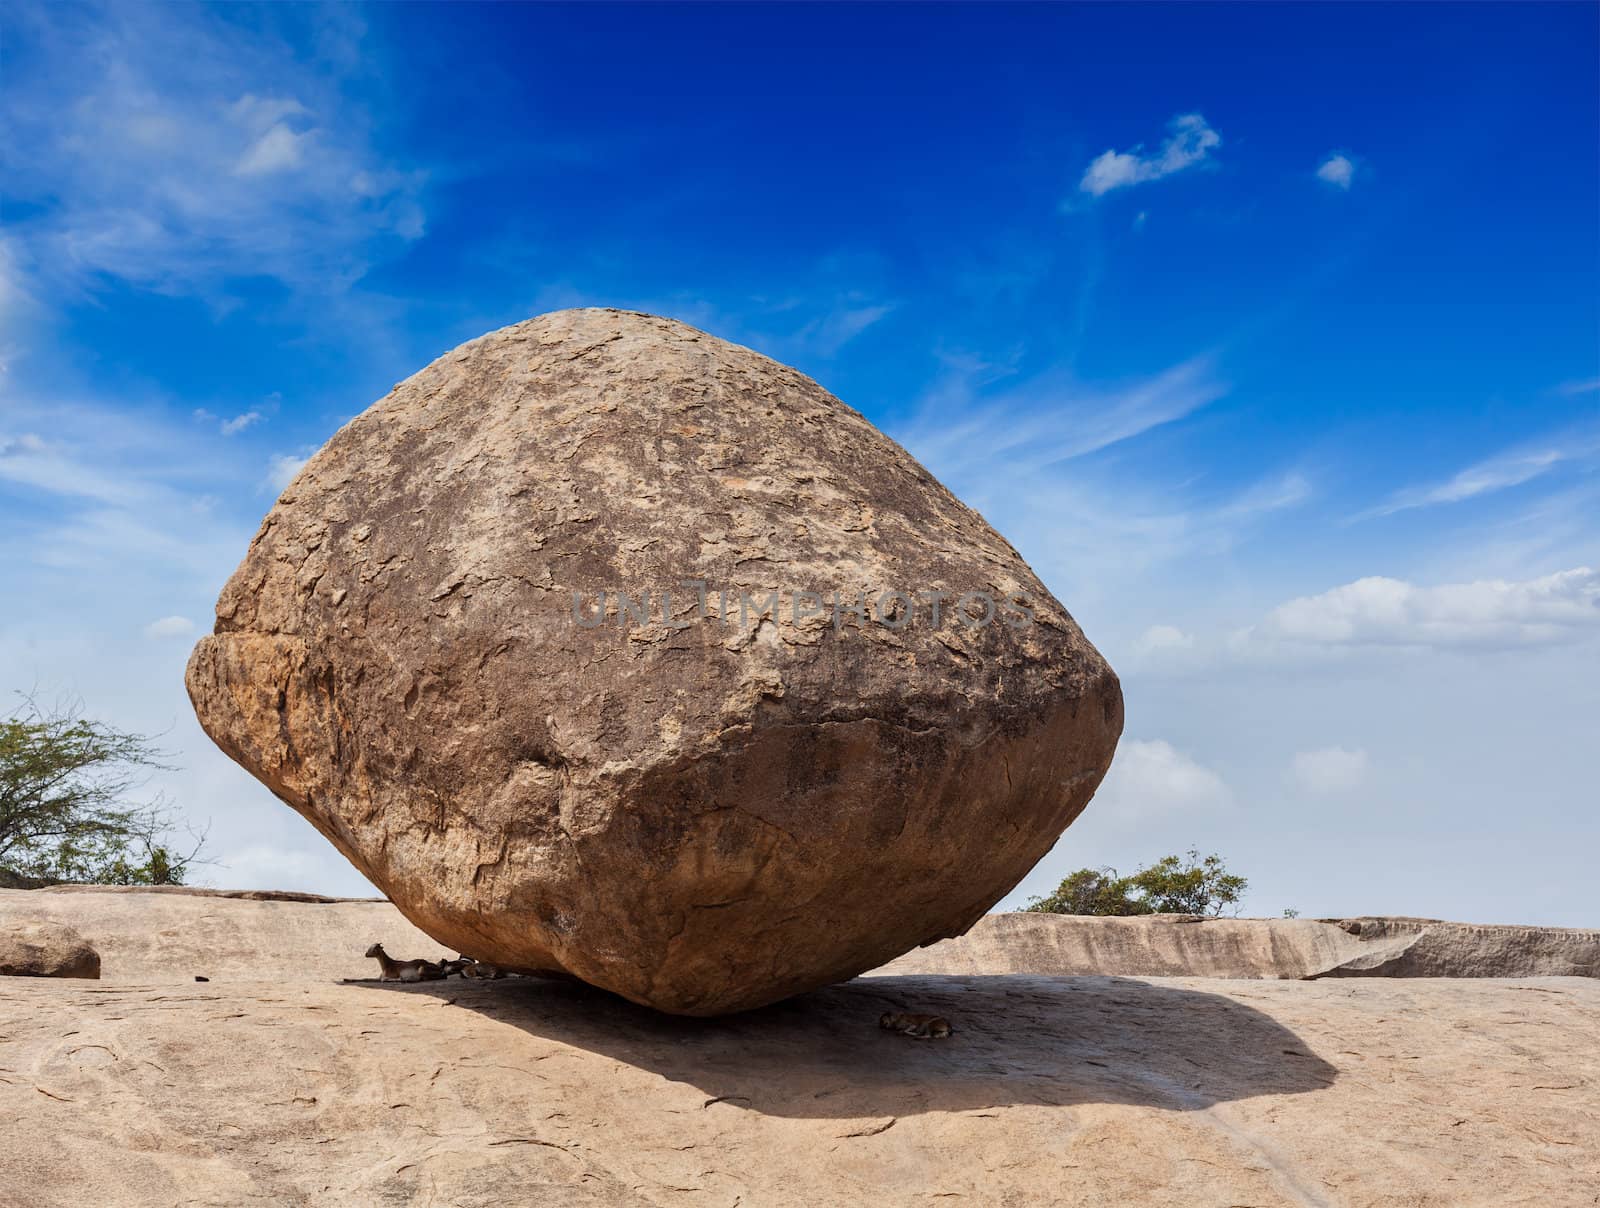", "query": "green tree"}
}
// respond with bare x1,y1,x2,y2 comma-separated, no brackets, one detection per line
0,694,204,886
1126,849,1247,916
1025,850,1248,917
1022,867,1149,916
